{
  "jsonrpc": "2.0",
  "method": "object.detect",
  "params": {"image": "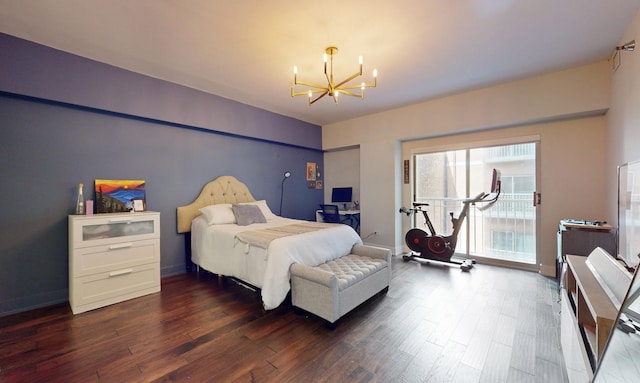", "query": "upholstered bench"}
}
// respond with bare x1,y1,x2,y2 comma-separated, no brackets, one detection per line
290,244,391,328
